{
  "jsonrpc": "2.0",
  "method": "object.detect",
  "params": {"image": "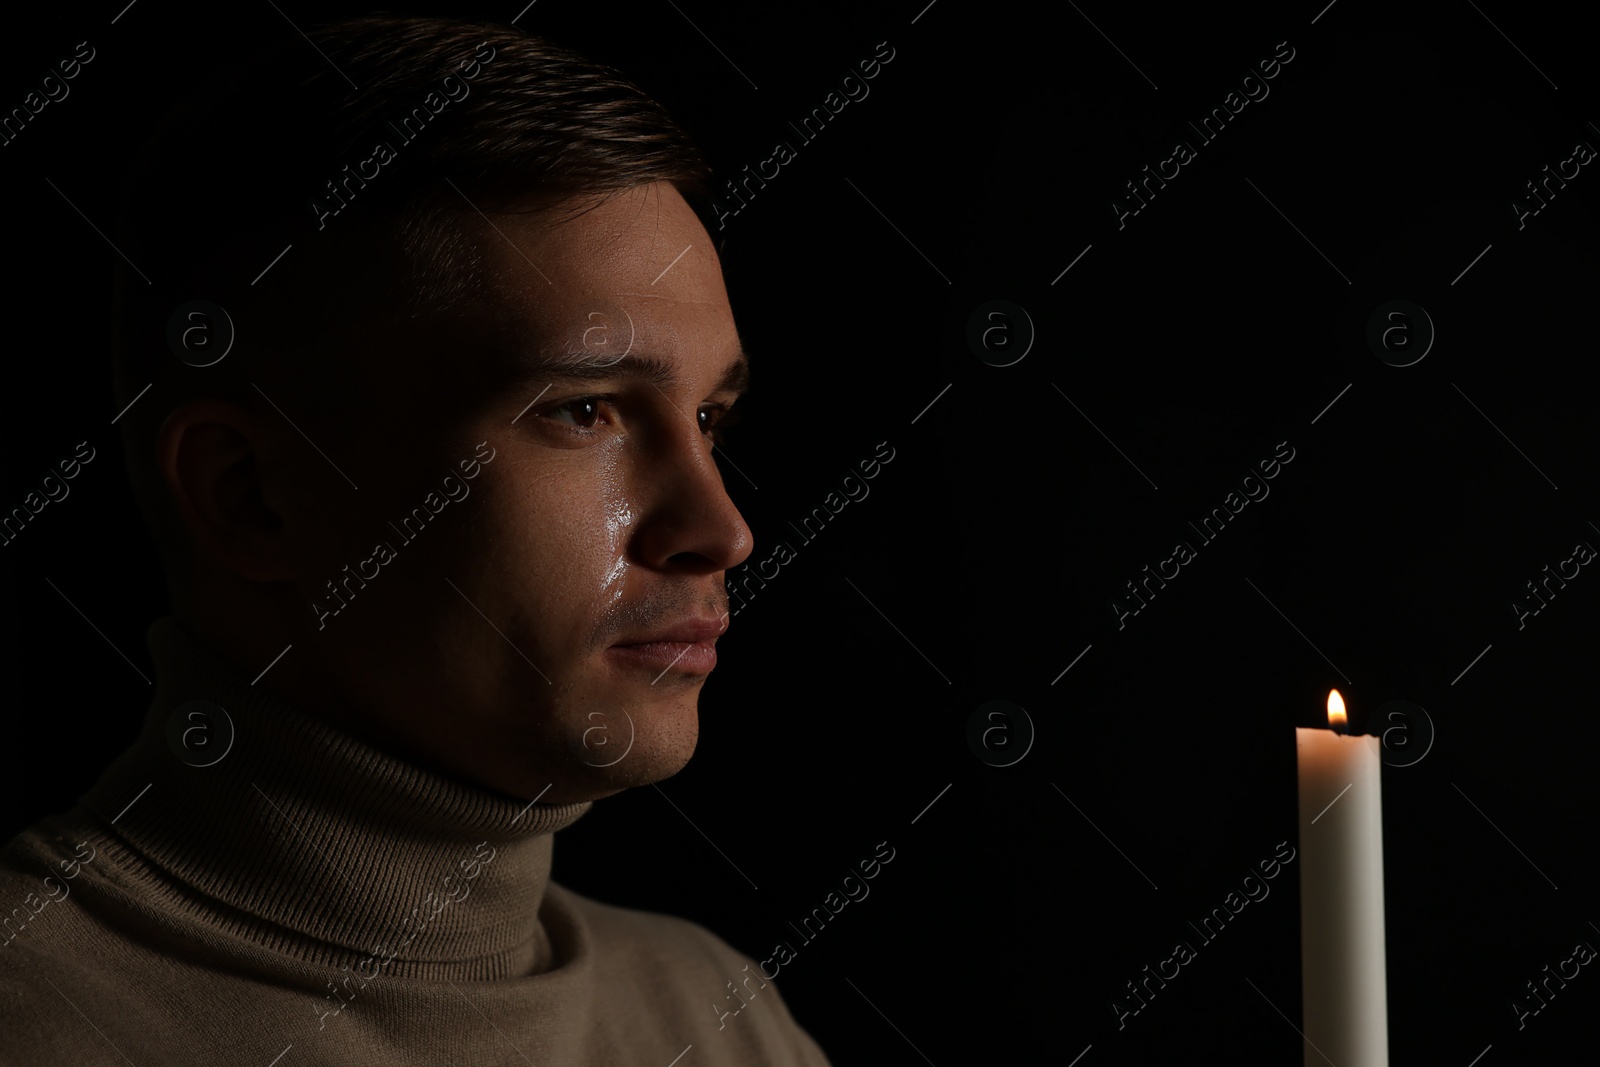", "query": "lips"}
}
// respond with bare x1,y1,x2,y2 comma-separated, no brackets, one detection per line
608,616,727,676
612,616,728,647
